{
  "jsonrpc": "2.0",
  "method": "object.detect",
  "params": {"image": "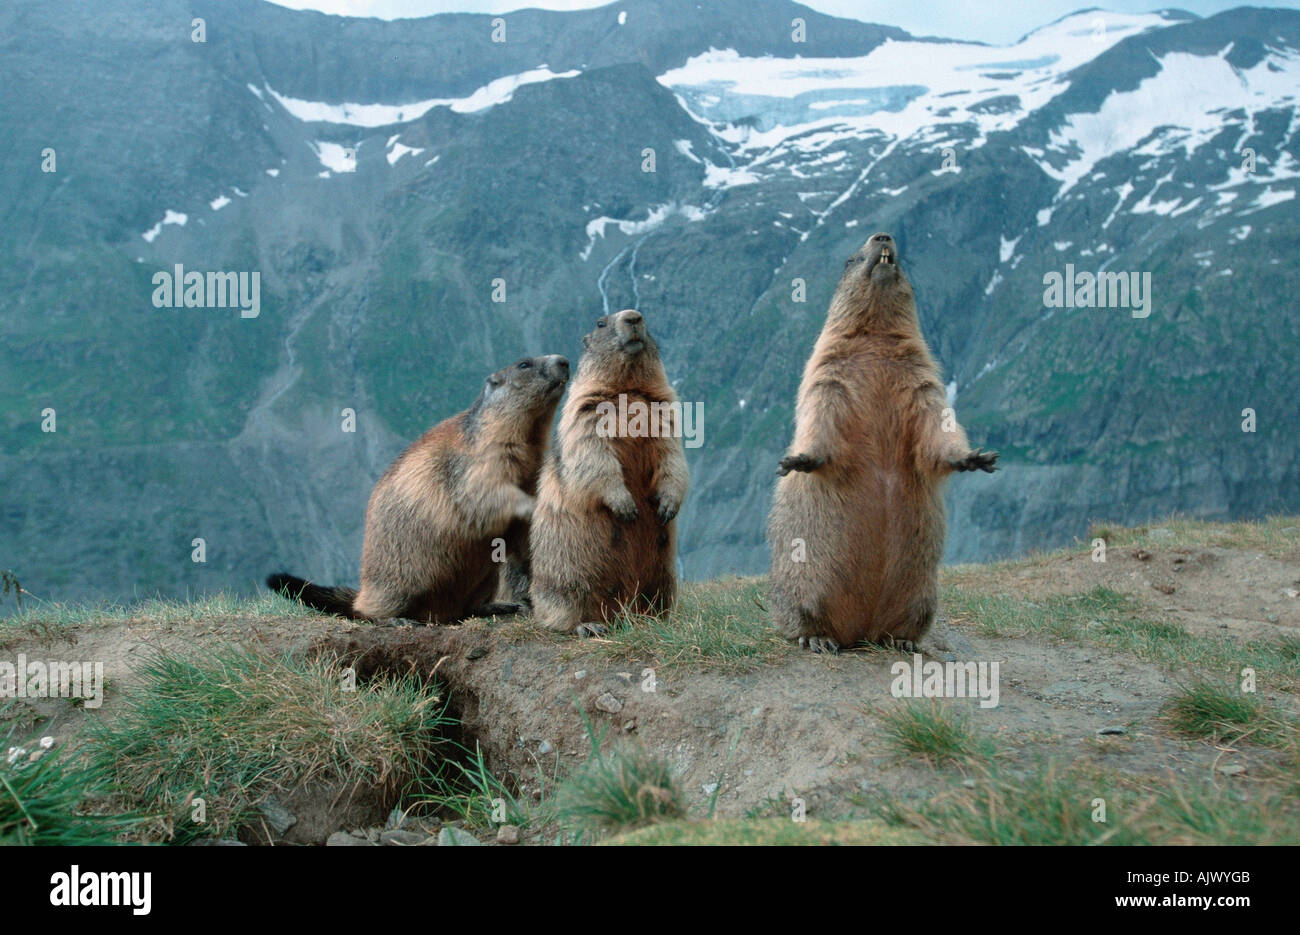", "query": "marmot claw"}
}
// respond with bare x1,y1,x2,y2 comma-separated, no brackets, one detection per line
575,622,608,638
798,635,840,654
